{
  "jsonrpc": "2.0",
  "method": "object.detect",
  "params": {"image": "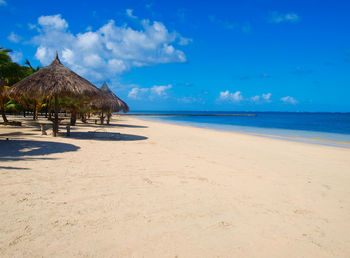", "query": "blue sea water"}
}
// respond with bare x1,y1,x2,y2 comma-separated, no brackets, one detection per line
129,111,350,148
